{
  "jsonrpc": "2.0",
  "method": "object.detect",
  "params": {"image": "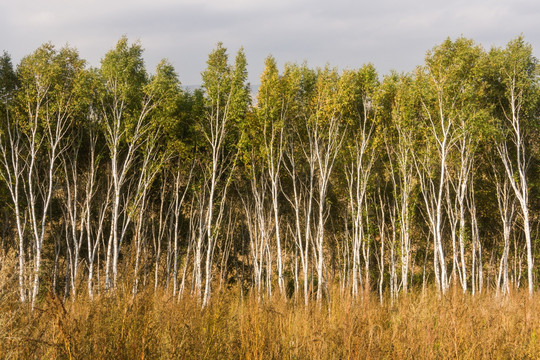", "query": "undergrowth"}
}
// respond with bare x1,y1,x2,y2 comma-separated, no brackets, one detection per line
1,280,540,359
